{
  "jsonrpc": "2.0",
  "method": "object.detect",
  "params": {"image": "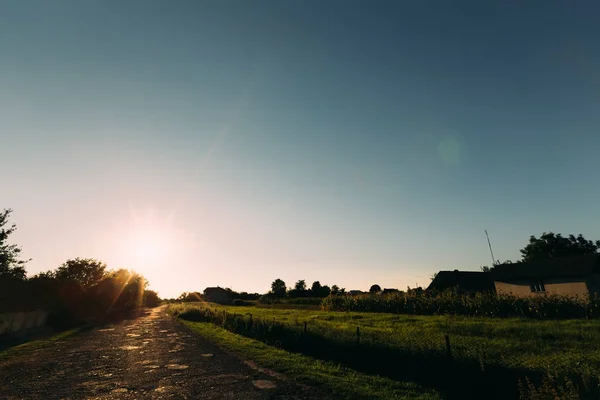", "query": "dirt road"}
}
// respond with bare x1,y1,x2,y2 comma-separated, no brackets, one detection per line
0,306,322,399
